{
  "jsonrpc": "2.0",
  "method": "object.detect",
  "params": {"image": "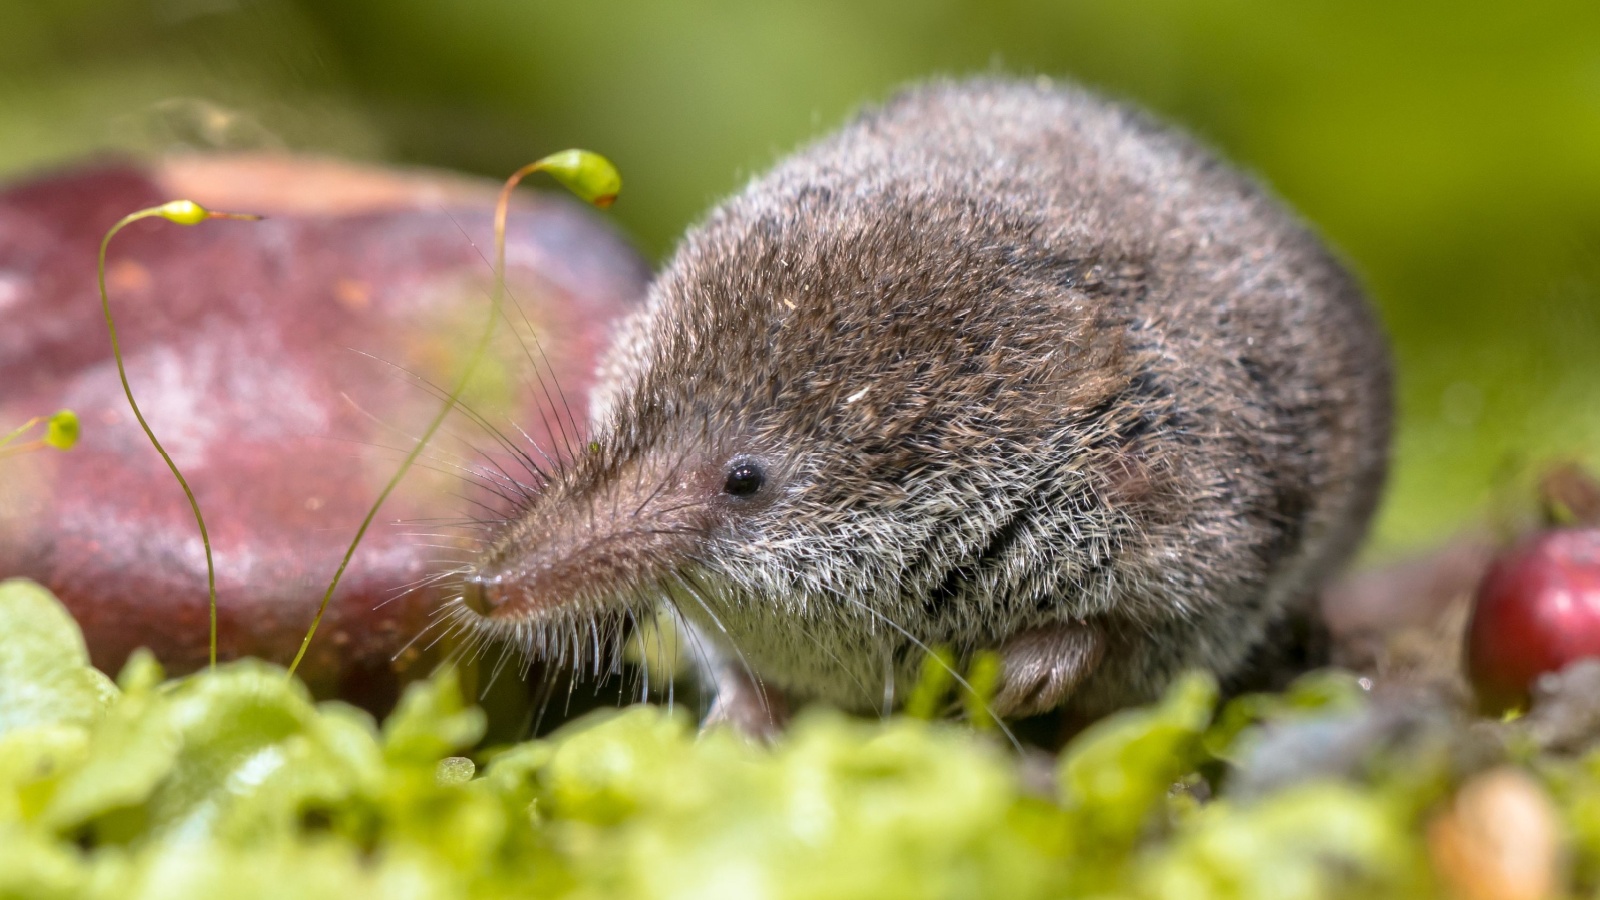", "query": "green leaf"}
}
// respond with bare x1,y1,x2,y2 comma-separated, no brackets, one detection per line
1059,672,1218,850
89,838,451,900
0,579,117,737
904,648,956,720
1139,784,1420,900
39,687,179,834
0,724,90,824
138,660,379,844
382,667,486,768
539,705,696,825
0,823,86,899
